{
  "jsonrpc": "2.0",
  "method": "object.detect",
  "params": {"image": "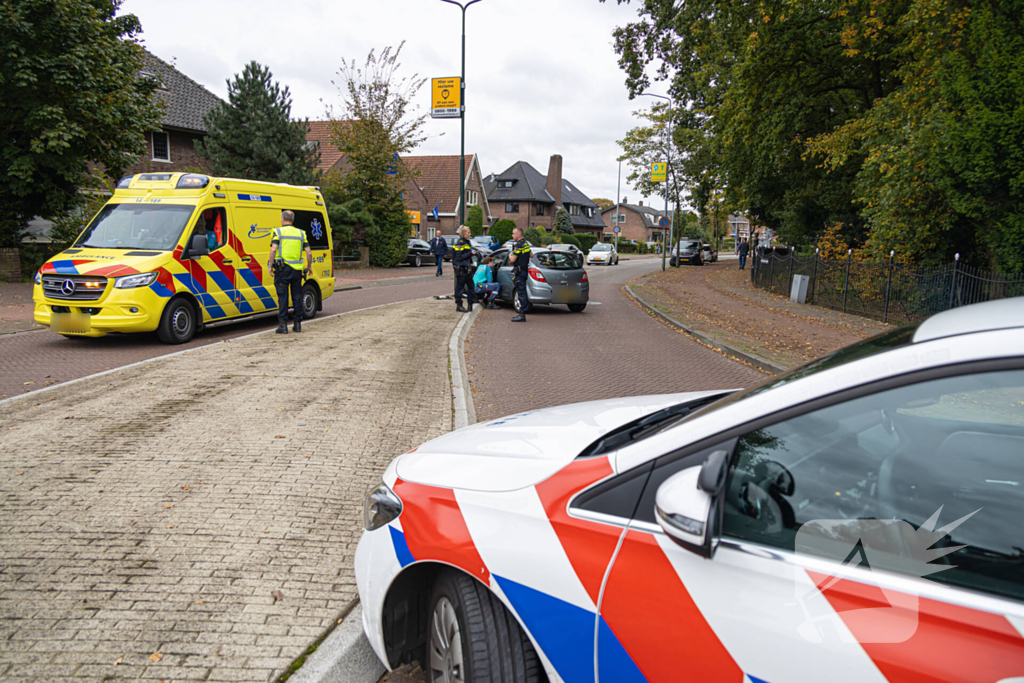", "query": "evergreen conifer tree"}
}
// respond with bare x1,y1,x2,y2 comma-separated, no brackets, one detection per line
466,205,484,237
554,207,574,234
196,62,319,186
